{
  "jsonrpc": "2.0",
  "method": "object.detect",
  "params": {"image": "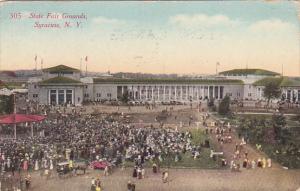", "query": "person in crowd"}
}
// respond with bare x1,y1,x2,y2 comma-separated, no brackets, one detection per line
162,171,169,183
